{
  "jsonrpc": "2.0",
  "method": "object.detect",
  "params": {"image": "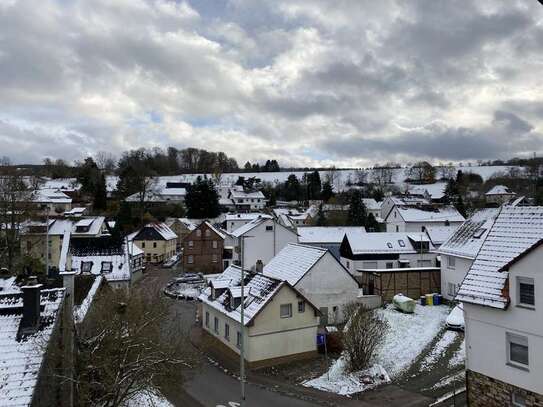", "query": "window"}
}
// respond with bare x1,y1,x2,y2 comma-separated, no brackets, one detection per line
346,261,350,269
512,392,526,407
517,277,535,308
153,242,157,248
188,255,194,264
212,254,218,263
214,317,219,334
447,256,456,268
398,240,405,247
101,262,113,273
448,282,457,297
395,225,399,232
362,261,378,269
81,261,93,273
236,331,242,348
141,242,145,248
212,241,218,249
507,332,529,368
196,229,201,237
421,226,426,232
188,240,194,247
298,301,305,313
205,312,209,327
224,323,230,341
473,228,486,238
280,303,292,318
266,225,273,231
386,262,394,269
205,229,211,237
